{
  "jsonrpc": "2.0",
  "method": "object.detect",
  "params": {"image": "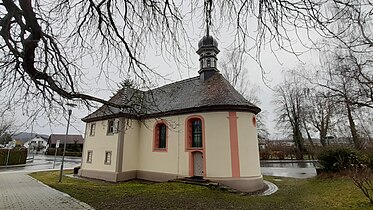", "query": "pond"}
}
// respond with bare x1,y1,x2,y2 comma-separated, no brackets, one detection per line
260,162,315,168
260,160,317,179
